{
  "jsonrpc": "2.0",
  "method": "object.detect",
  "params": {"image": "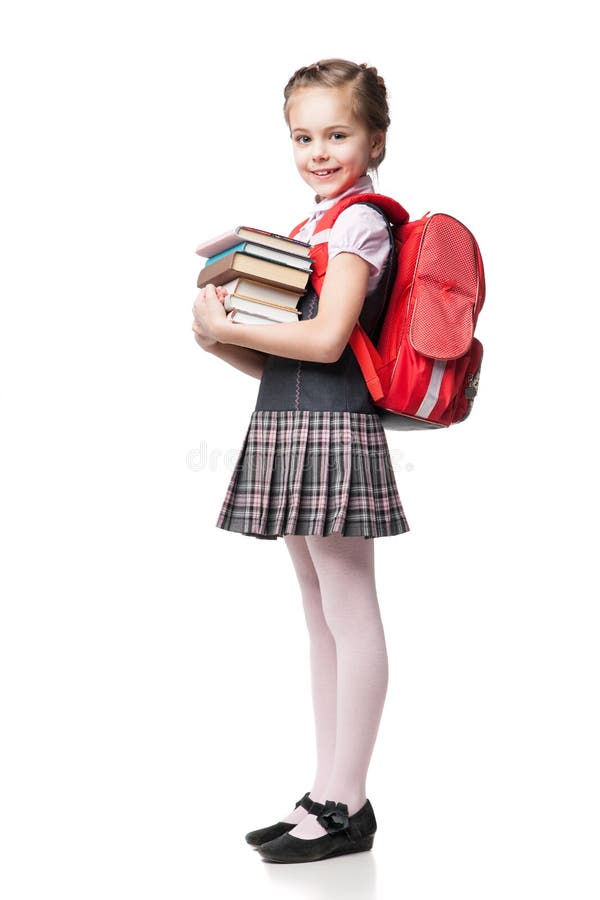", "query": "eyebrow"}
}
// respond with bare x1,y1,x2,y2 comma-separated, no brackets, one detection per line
291,124,351,134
